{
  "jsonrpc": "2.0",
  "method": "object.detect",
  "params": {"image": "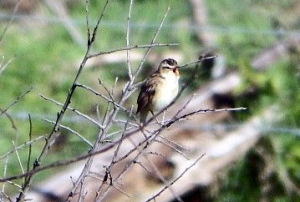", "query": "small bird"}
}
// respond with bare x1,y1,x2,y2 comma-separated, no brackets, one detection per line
136,58,180,124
